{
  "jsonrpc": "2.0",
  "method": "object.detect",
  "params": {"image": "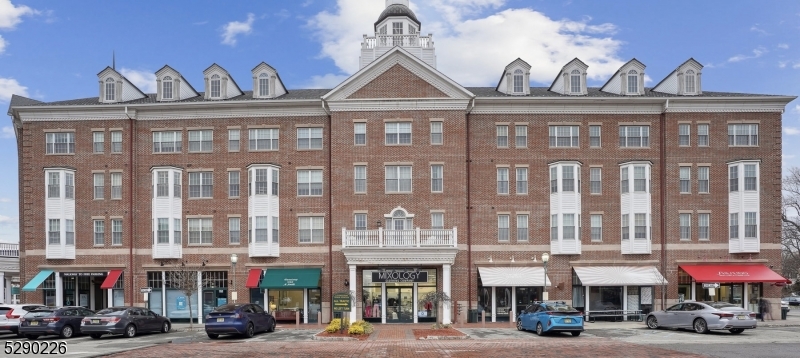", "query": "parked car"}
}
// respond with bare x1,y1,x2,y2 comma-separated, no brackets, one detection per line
0,304,46,337
204,303,276,339
645,301,757,334
19,306,94,339
782,297,800,306
81,307,171,339
516,301,584,336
